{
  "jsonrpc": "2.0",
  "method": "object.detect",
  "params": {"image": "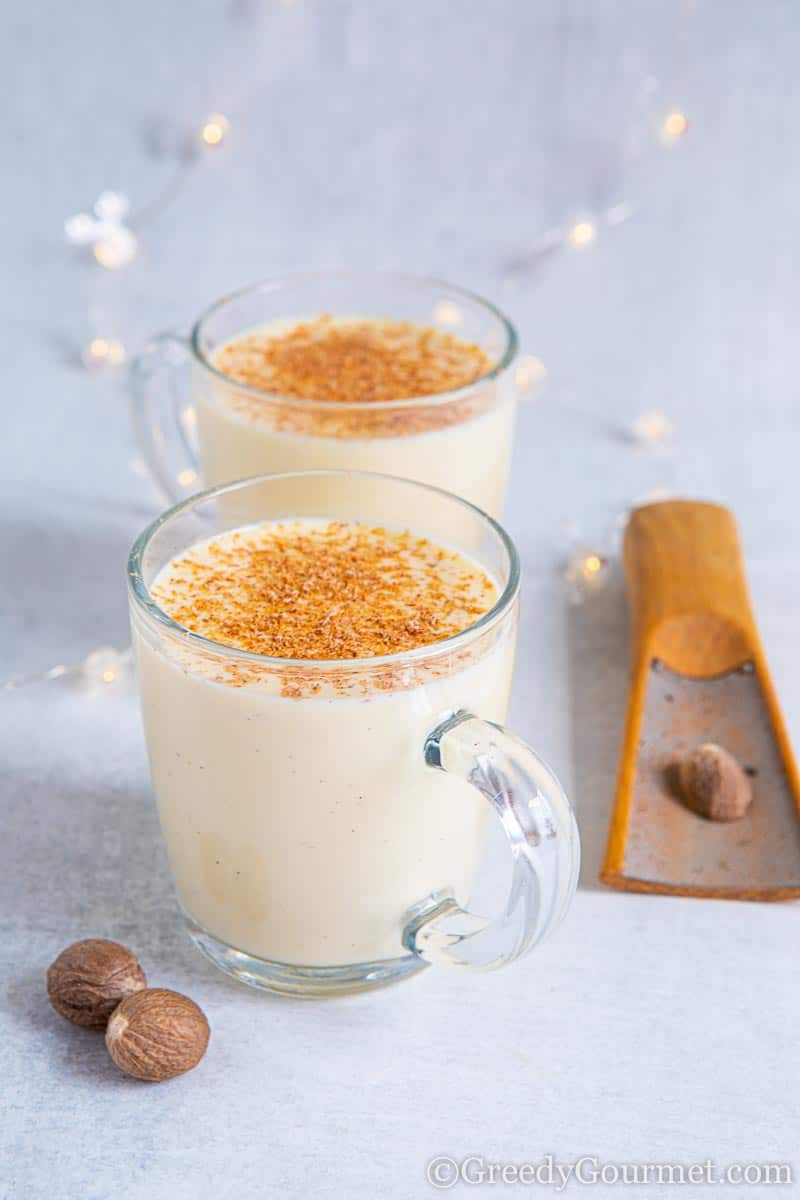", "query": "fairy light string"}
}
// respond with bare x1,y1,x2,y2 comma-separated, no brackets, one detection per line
26,17,692,690
3,647,132,693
